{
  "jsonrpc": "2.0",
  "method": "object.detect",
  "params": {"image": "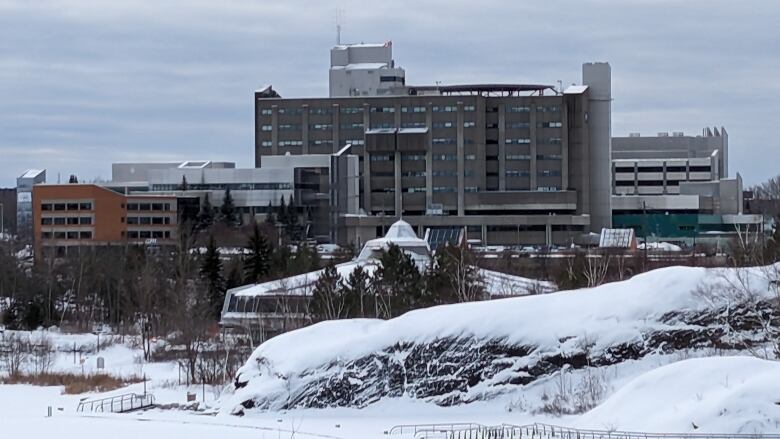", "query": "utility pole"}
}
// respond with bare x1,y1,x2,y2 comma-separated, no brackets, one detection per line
642,201,648,269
